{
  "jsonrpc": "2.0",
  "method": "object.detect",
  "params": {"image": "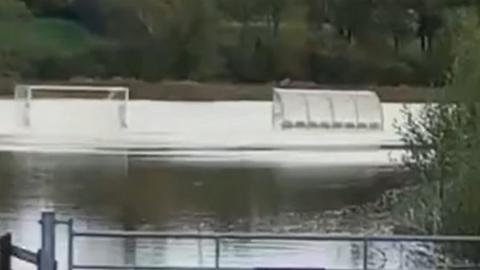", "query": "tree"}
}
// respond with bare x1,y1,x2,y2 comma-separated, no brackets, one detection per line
406,0,445,52
0,0,32,76
113,0,173,37
330,0,378,44
376,0,416,52
260,0,287,37
397,8,480,238
69,0,106,33
69,0,173,39
19,0,70,17
217,0,265,41
0,0,31,20
305,0,331,30
164,0,221,79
